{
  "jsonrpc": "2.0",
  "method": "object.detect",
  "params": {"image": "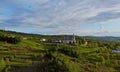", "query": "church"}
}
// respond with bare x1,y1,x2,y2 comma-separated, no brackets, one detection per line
51,34,76,44
62,34,76,44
